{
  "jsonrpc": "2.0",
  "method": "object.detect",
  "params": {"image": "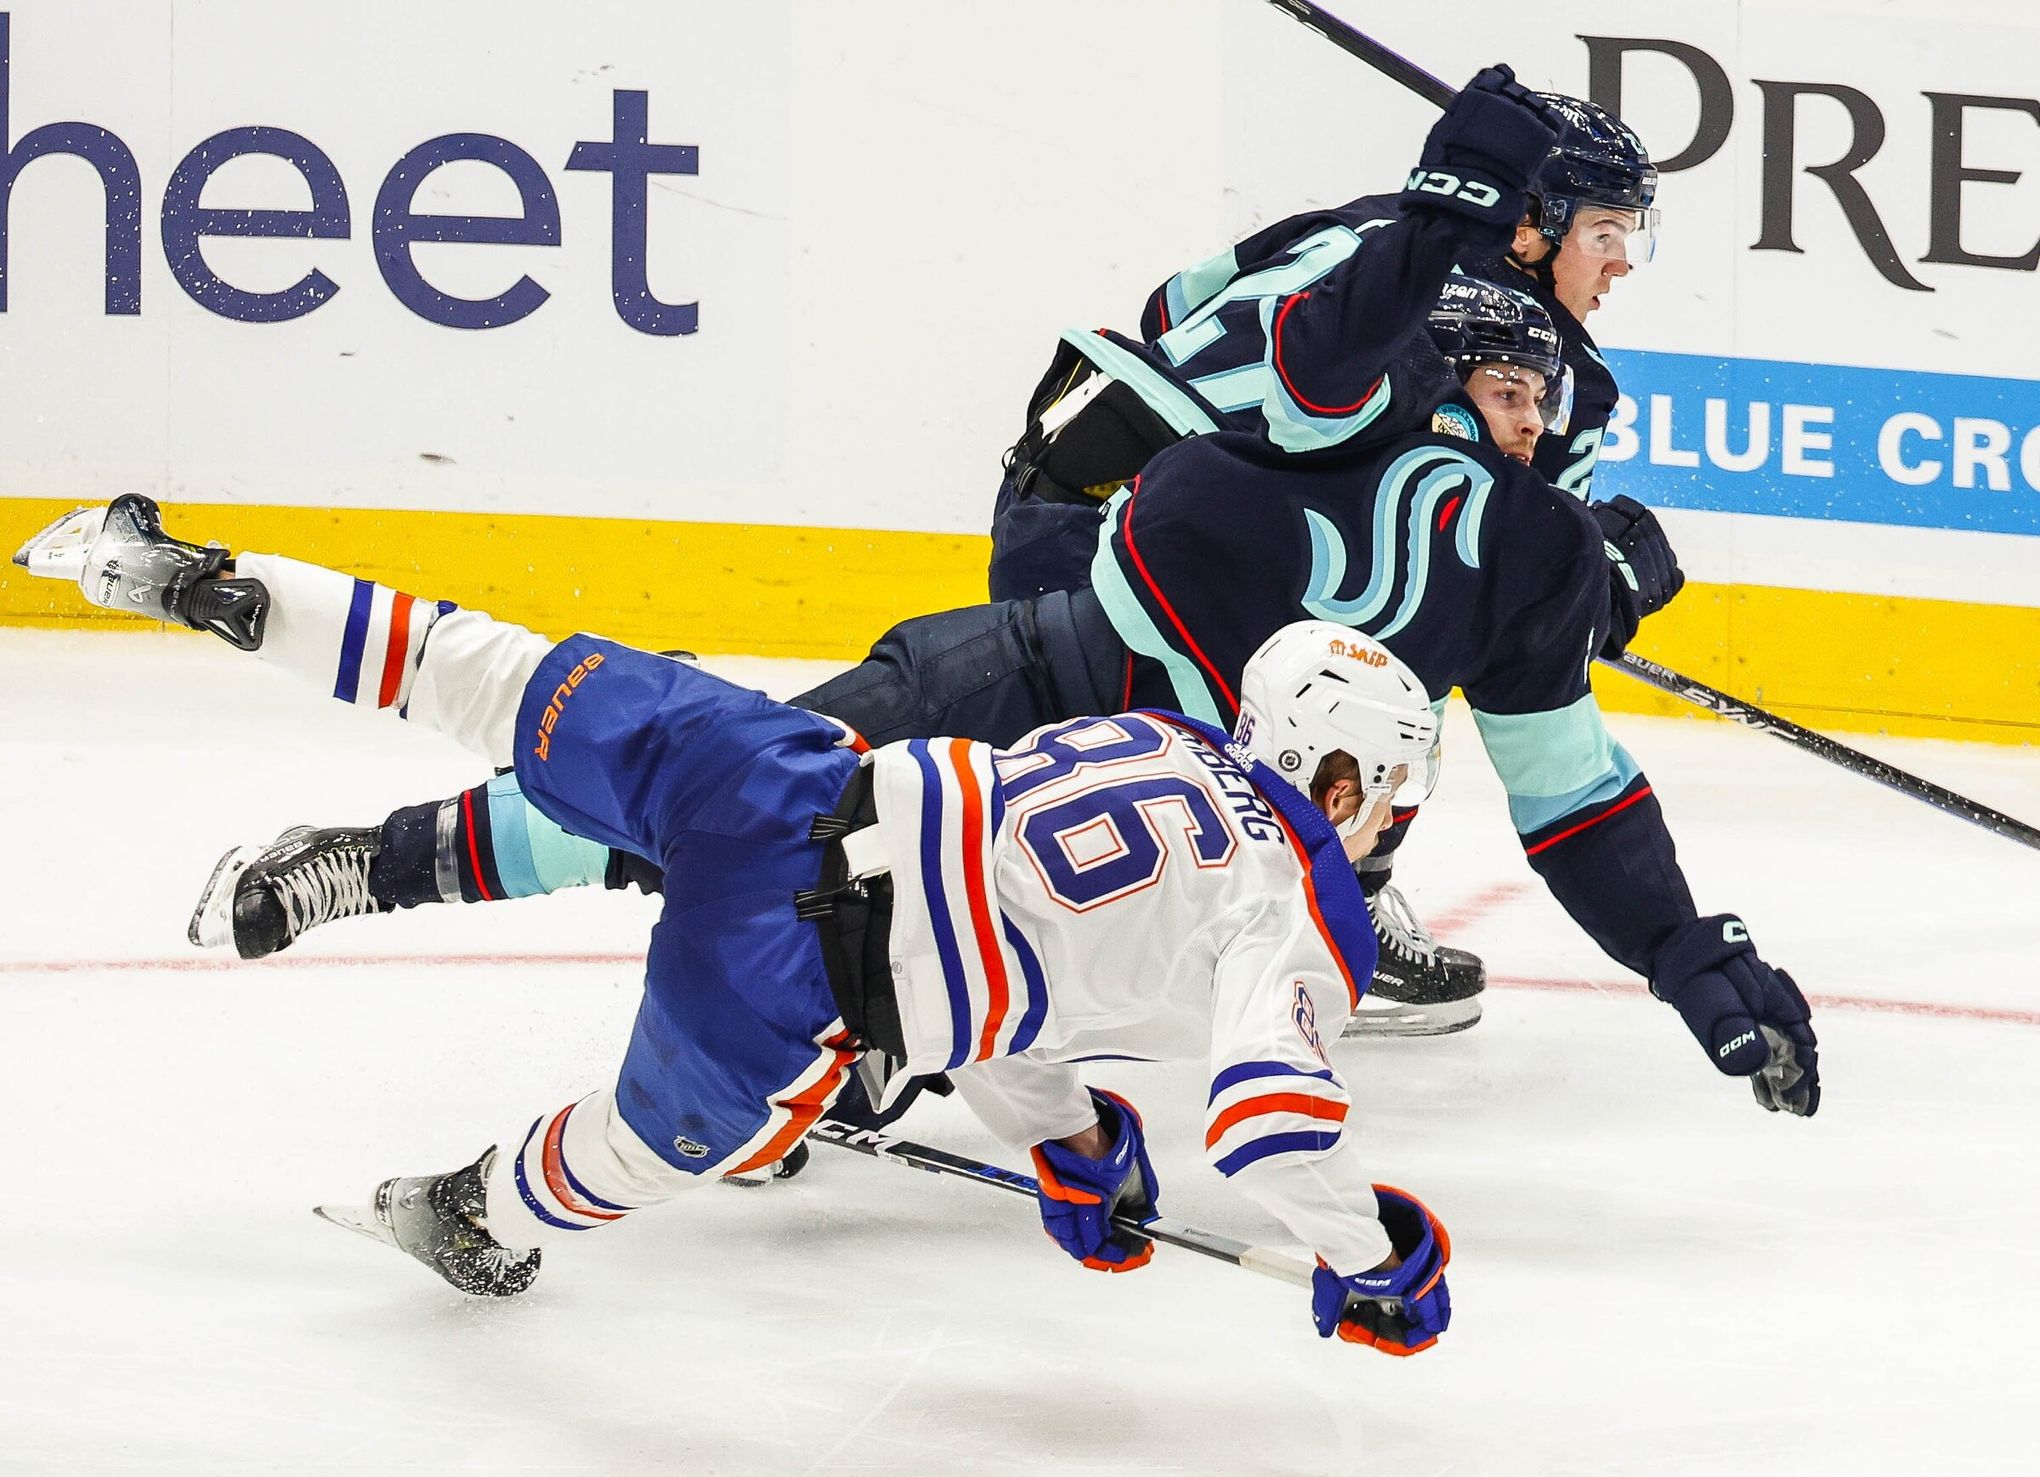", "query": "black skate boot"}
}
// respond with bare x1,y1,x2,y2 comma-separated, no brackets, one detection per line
189,826,383,959
315,1148,541,1297
1343,869,1485,1039
11,493,269,649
